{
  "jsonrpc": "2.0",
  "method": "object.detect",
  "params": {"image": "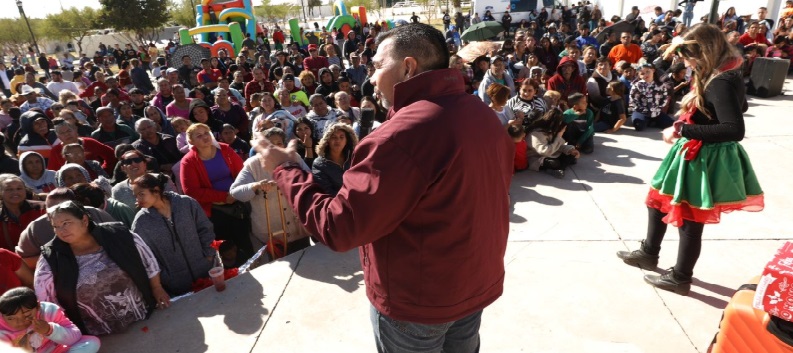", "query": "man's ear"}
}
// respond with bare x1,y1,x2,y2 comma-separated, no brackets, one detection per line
403,57,420,78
